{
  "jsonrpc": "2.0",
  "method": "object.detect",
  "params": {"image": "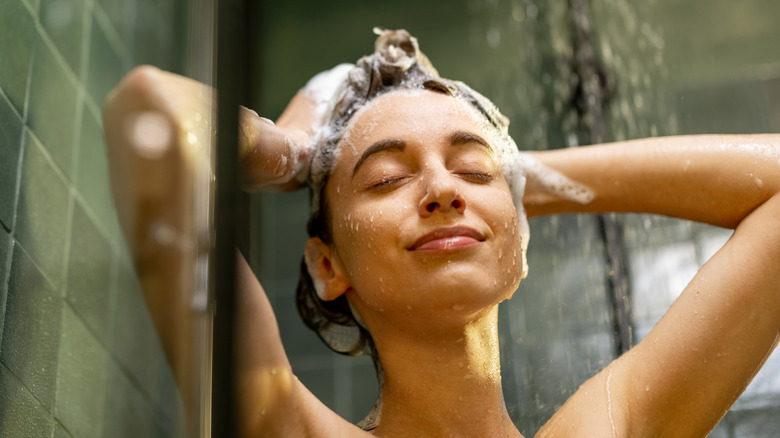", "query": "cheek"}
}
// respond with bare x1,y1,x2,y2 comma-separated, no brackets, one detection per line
485,189,525,286
331,201,403,277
